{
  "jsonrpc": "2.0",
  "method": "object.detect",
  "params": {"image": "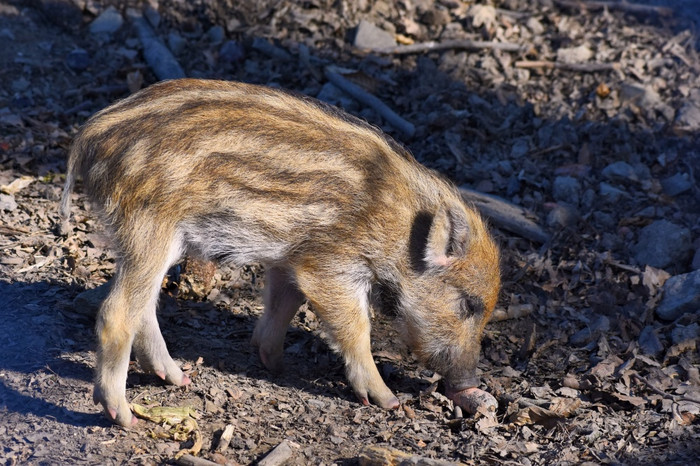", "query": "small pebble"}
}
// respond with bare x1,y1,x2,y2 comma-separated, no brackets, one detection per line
65,48,91,71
